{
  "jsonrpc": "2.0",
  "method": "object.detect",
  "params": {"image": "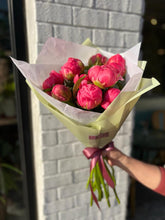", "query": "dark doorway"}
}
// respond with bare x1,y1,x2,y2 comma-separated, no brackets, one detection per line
141,0,165,95
0,0,37,219
128,0,165,219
